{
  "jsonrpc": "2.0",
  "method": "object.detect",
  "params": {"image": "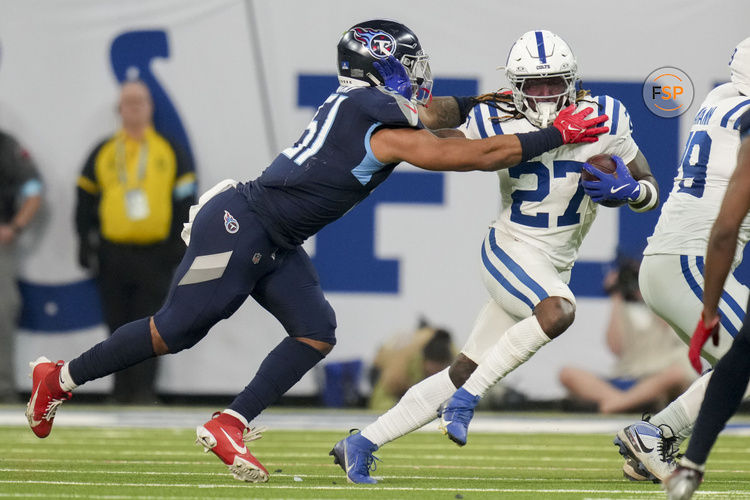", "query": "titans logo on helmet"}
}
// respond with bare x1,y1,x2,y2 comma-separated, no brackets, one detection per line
351,27,396,59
